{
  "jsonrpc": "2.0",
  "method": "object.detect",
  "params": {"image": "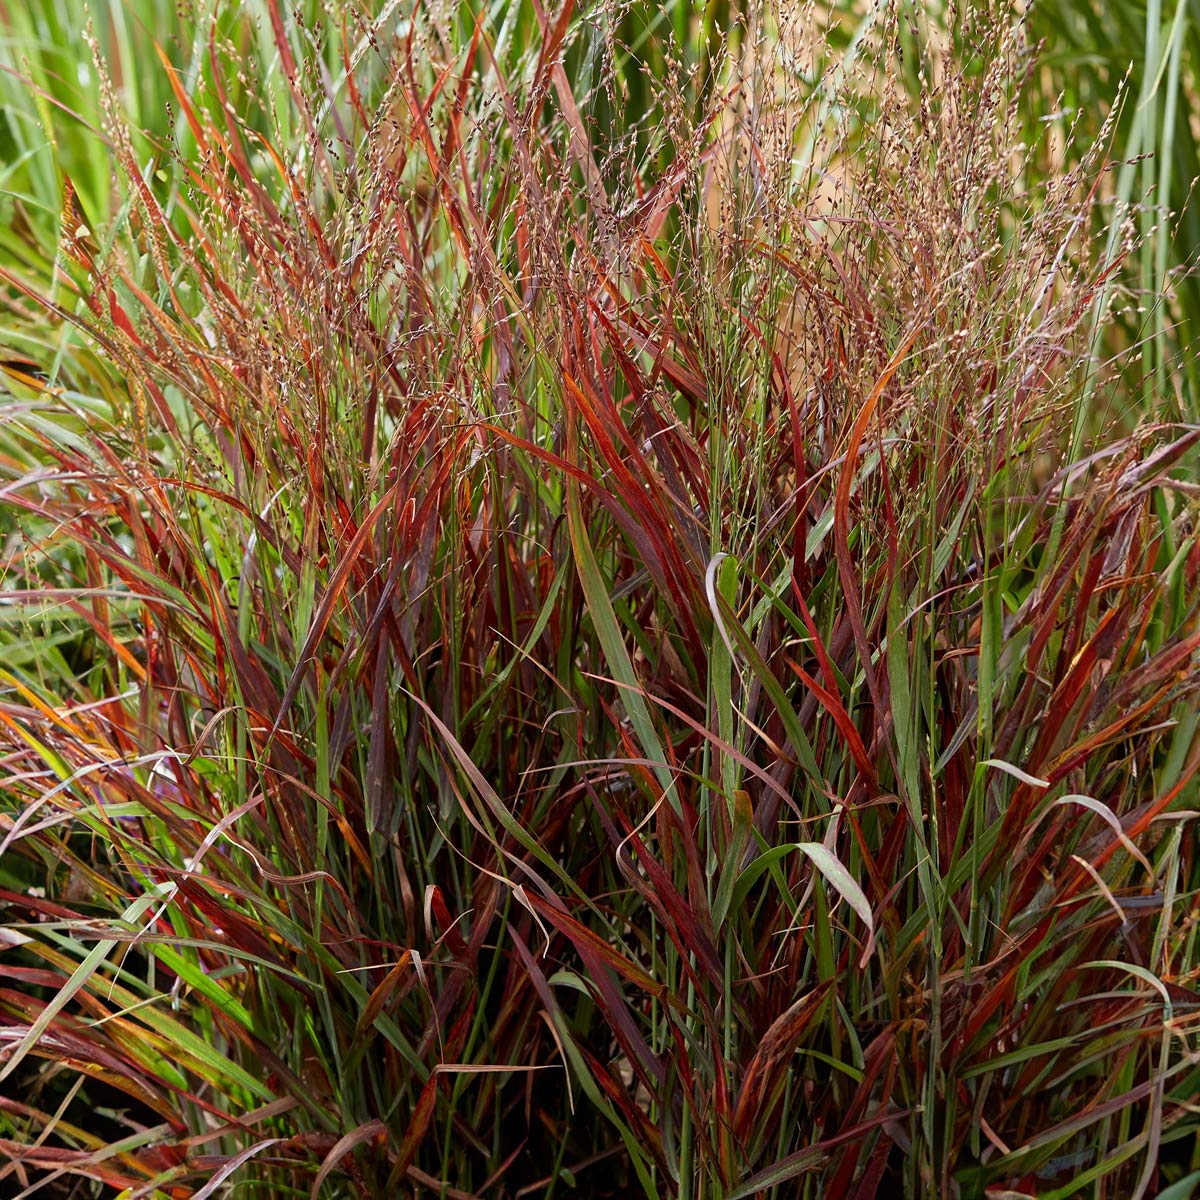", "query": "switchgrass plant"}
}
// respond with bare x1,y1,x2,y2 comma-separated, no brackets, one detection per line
0,2,1197,1197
